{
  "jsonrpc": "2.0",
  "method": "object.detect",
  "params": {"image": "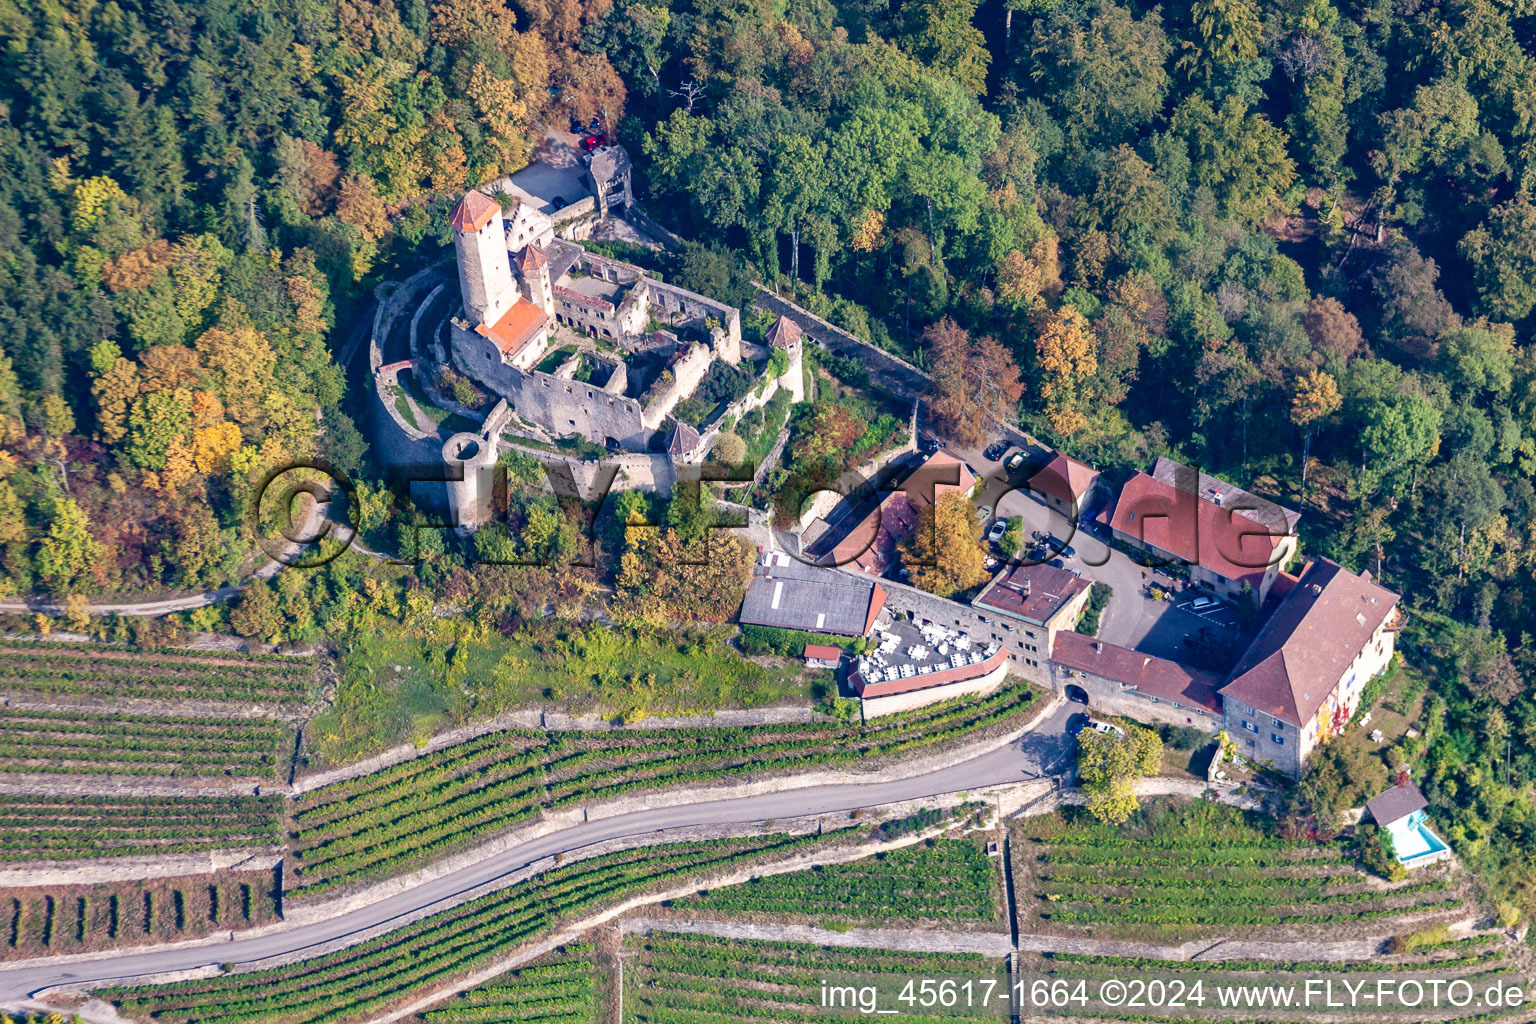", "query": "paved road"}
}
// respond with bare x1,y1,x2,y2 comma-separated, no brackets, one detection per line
0,717,1068,1005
